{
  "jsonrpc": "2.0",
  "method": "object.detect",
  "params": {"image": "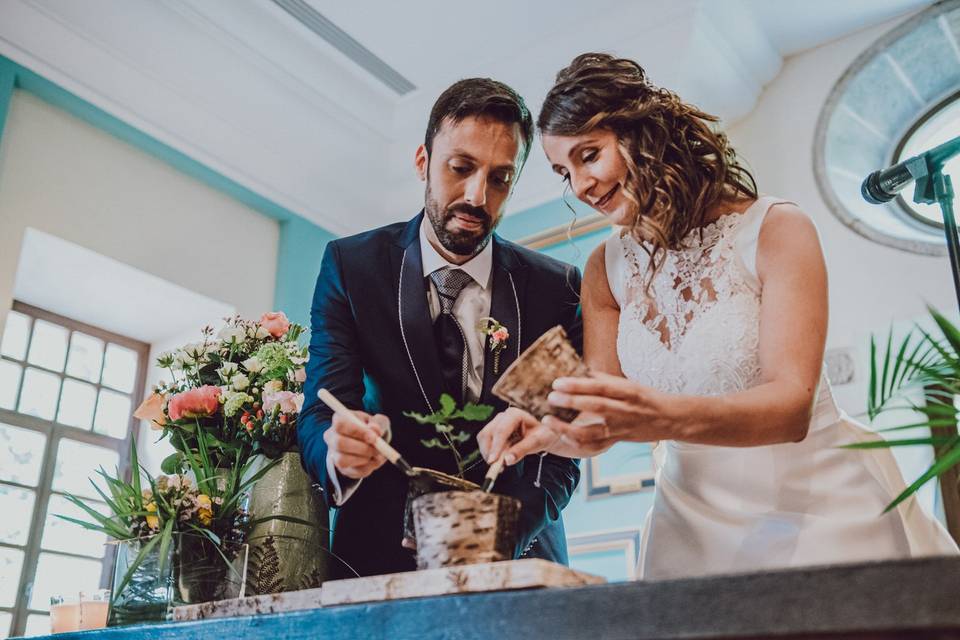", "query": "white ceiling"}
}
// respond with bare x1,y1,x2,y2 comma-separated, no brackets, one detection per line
0,0,933,236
